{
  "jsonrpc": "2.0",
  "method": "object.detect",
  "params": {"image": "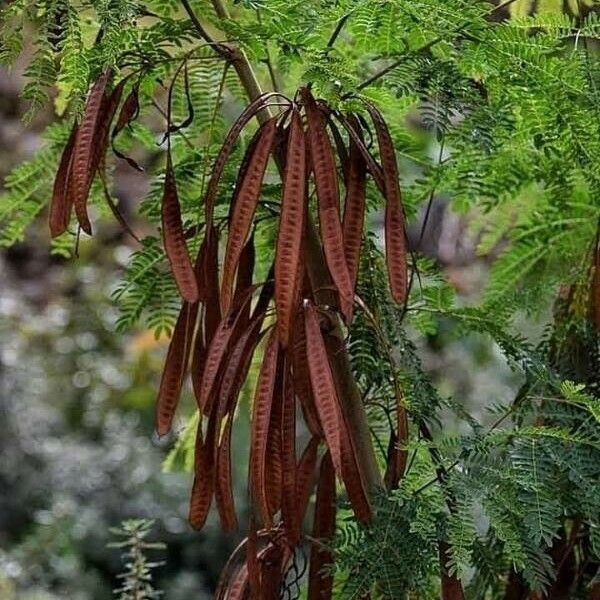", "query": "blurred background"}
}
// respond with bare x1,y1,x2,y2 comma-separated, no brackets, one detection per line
0,11,533,598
